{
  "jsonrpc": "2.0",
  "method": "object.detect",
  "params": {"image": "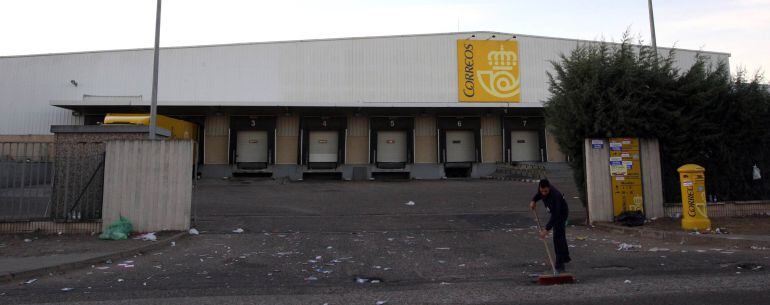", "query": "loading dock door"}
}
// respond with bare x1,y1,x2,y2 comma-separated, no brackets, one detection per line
377,130,407,165
445,130,476,163
236,130,269,163
308,131,339,163
510,130,540,162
